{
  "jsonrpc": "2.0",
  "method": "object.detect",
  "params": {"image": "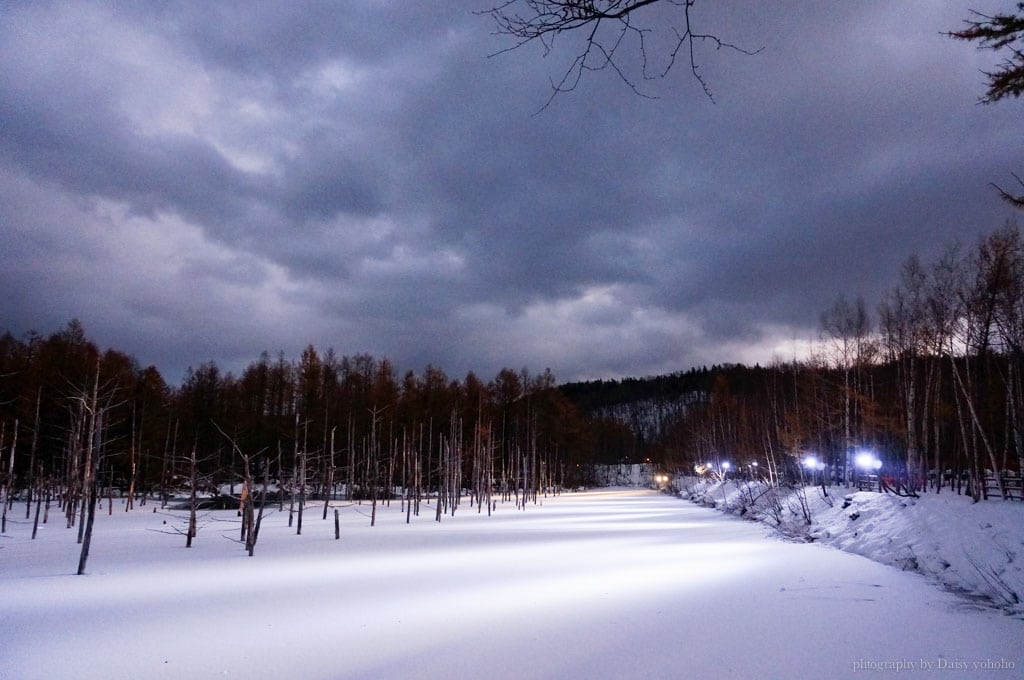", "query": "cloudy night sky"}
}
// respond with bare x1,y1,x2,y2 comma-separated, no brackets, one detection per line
1,1,1020,385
